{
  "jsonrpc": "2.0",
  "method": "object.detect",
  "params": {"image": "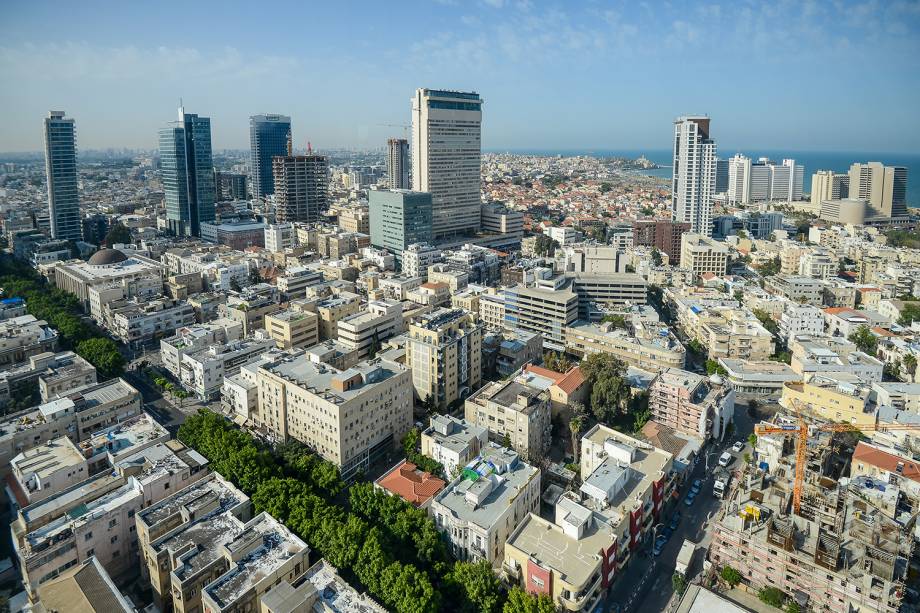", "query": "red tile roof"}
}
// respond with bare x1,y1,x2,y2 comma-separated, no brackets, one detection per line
523,364,565,383
853,442,920,483
375,460,446,506
556,367,586,394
